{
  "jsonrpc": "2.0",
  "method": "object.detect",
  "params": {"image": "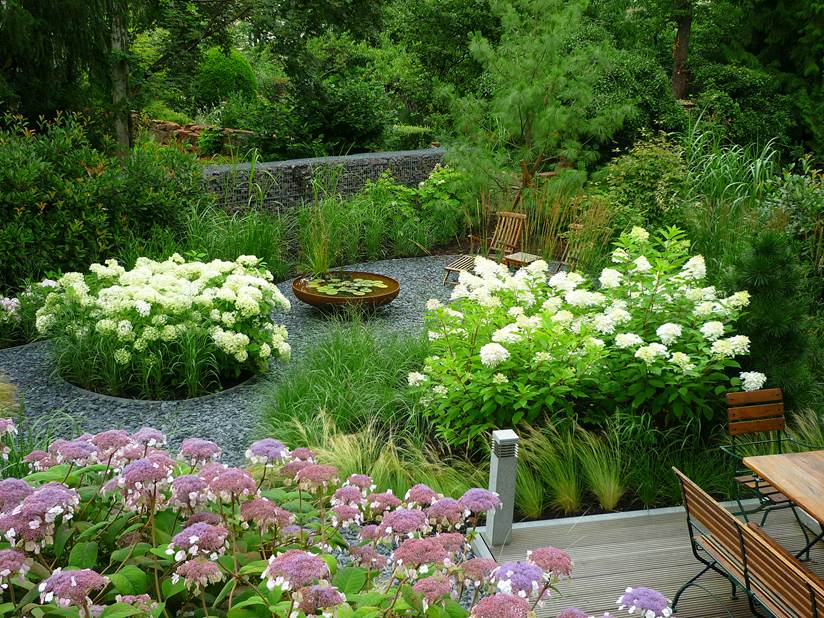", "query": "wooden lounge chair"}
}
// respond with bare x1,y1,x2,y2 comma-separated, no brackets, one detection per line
720,388,819,555
443,211,527,285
